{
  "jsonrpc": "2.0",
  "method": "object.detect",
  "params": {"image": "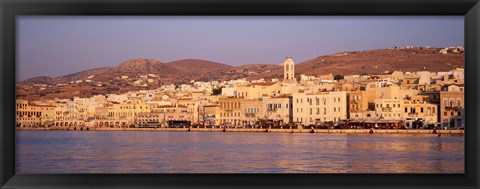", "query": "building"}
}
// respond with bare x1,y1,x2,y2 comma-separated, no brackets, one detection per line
440,91,464,128
263,94,293,126
203,104,220,126
292,91,348,125
236,82,281,100
16,100,42,127
348,91,376,118
218,97,243,126
402,95,438,127
374,98,404,121
240,99,265,127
